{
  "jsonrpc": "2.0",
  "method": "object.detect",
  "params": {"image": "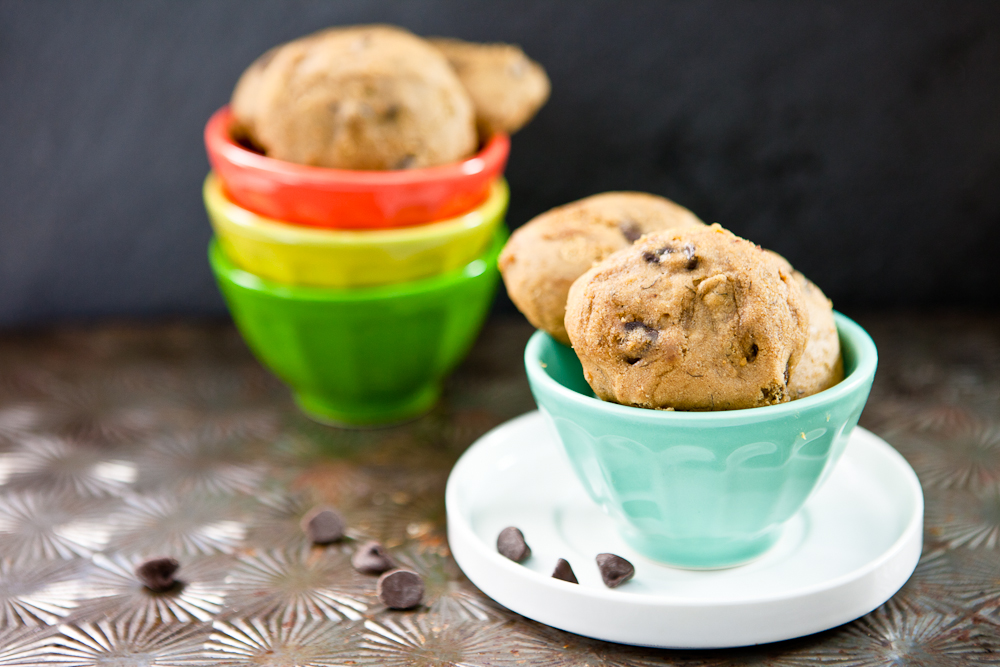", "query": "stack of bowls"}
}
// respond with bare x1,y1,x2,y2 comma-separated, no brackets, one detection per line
203,106,510,426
